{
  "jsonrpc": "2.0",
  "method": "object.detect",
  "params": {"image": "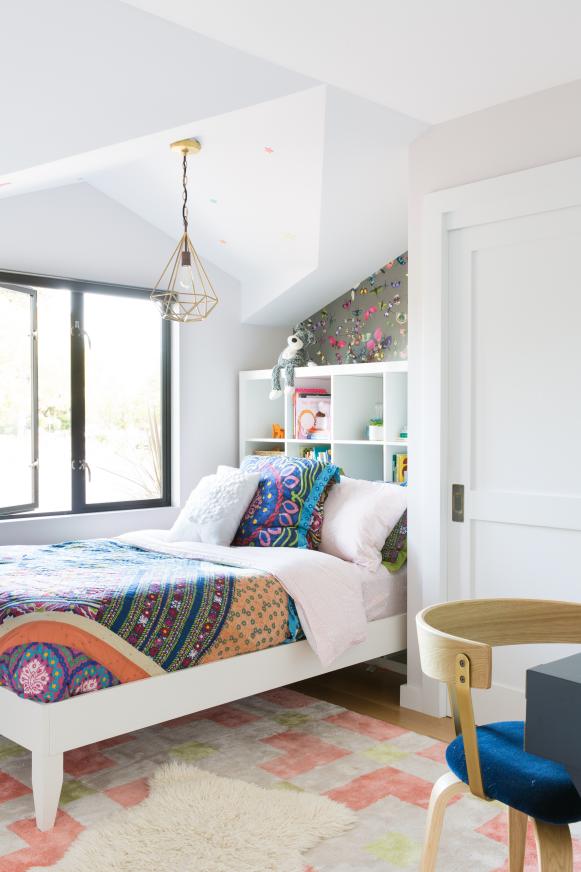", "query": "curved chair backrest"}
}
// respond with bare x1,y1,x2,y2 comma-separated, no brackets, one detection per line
416,598,581,799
